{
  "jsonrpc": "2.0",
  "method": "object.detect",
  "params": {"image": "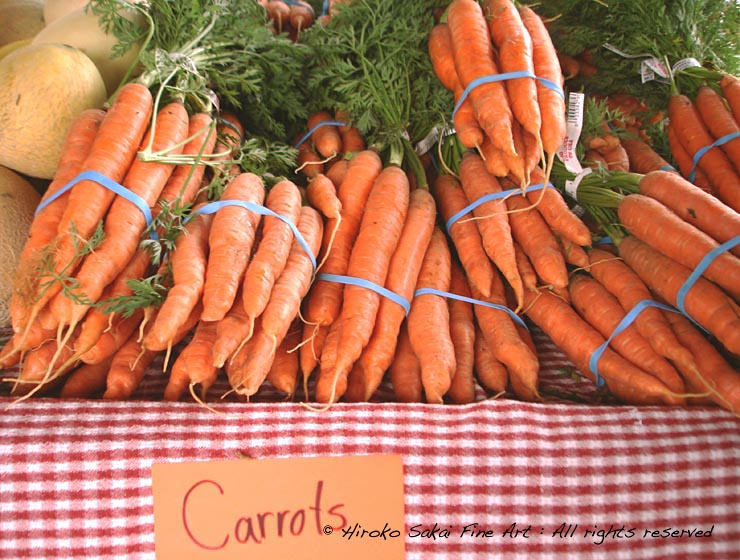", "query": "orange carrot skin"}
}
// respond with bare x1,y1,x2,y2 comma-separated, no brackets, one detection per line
266,323,301,397
459,152,523,304
447,0,516,156
319,166,410,402
211,287,253,368
479,137,511,177
666,122,714,194
59,357,114,399
296,142,324,179
720,74,740,123
617,193,740,300
80,309,144,365
201,173,266,322
242,179,303,321
620,137,673,174
306,173,341,219
307,111,342,158
144,210,213,352
51,83,154,301
56,101,190,325
102,333,158,400
568,274,687,395
324,158,349,189
304,150,382,326
164,320,220,402
638,170,740,259
345,188,436,402
506,193,569,289
483,0,541,139
10,108,106,332
695,85,740,173
669,93,740,212
11,334,79,397
522,287,684,406
446,260,477,404
474,325,509,394
431,173,495,298
390,320,423,403
407,228,457,404
666,311,740,415
299,322,329,386
617,235,740,355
